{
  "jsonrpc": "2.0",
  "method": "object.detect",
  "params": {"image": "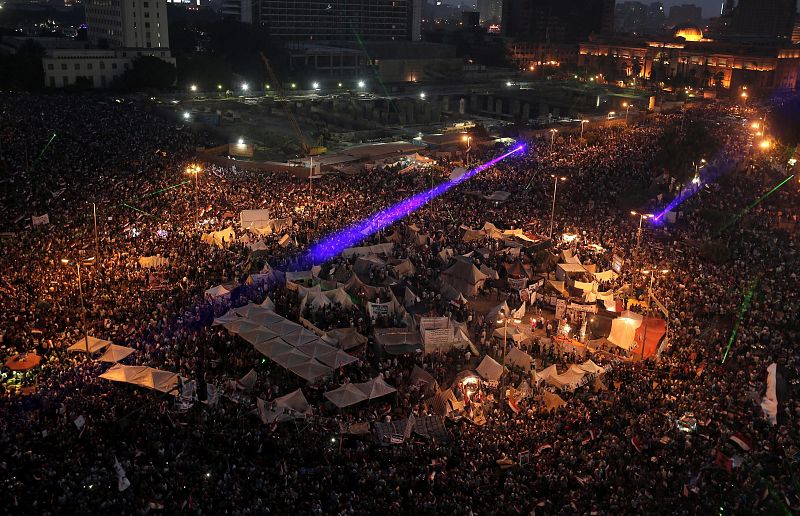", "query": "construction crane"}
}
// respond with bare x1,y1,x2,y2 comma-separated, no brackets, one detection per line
259,52,325,157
